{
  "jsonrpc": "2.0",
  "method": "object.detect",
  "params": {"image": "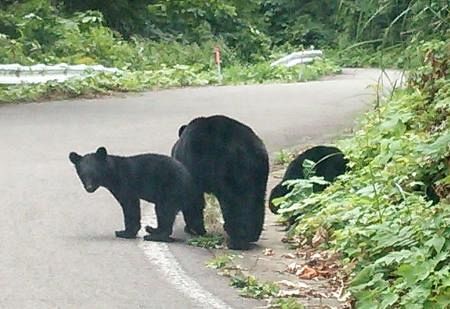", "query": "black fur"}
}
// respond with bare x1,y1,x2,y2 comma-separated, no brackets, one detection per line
172,115,269,250
269,146,348,214
69,147,206,242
